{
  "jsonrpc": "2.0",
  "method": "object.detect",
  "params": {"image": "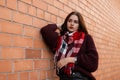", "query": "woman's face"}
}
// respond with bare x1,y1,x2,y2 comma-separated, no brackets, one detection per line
67,14,79,32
